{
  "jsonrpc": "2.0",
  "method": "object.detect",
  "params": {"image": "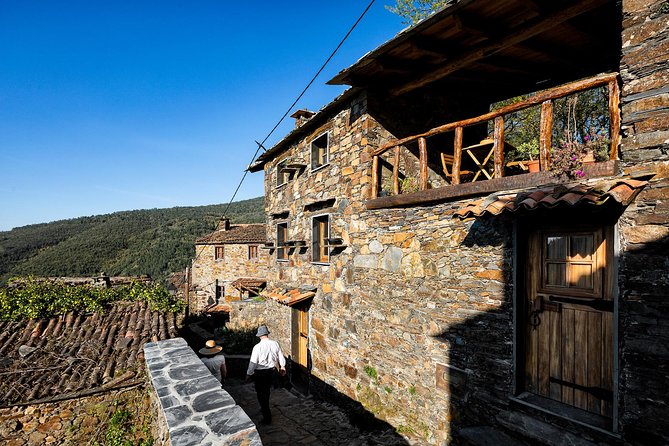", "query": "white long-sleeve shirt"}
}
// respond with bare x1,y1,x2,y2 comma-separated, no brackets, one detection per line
246,338,286,375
